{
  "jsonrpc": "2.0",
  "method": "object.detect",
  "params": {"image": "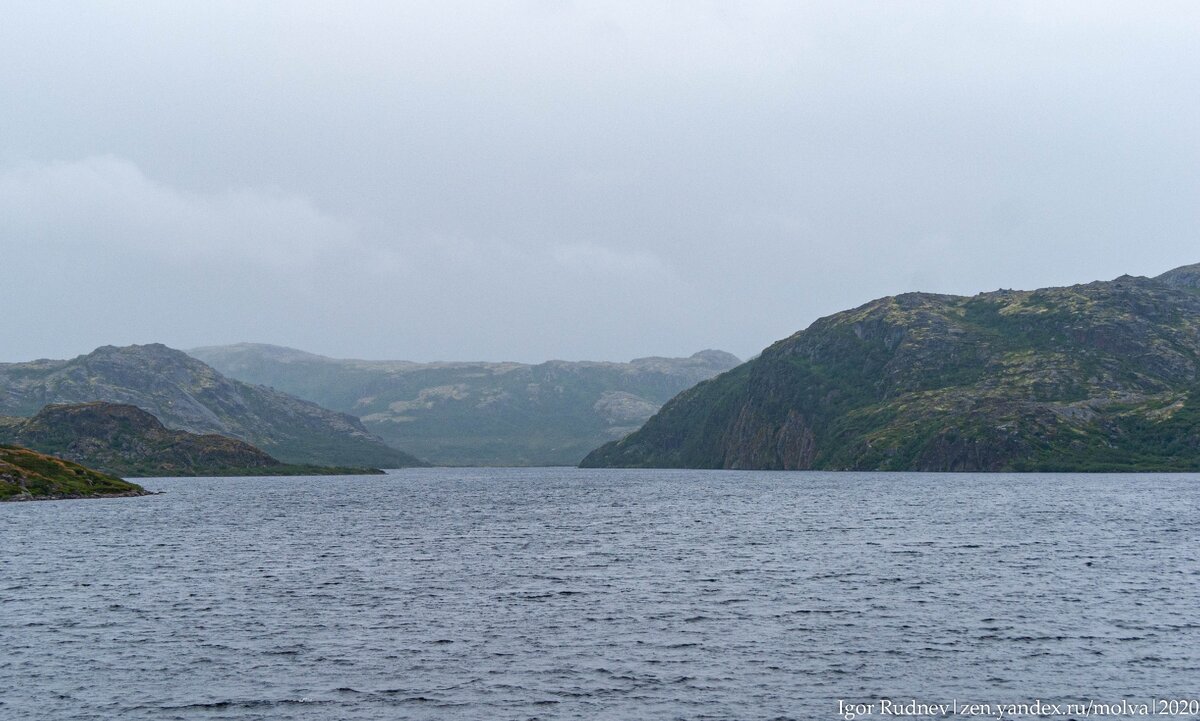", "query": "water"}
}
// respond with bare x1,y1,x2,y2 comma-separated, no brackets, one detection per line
2,468,1198,720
